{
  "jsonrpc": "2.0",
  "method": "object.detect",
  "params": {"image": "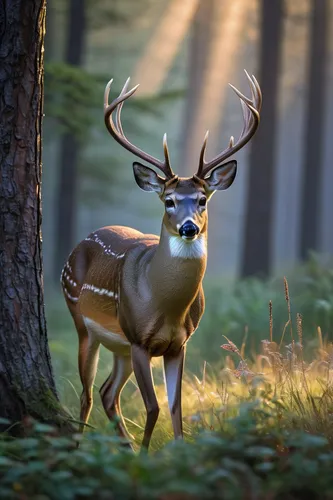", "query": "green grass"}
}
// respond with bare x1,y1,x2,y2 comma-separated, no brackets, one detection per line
50,328,333,452
2,256,332,498
46,254,333,451
1,379,333,499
